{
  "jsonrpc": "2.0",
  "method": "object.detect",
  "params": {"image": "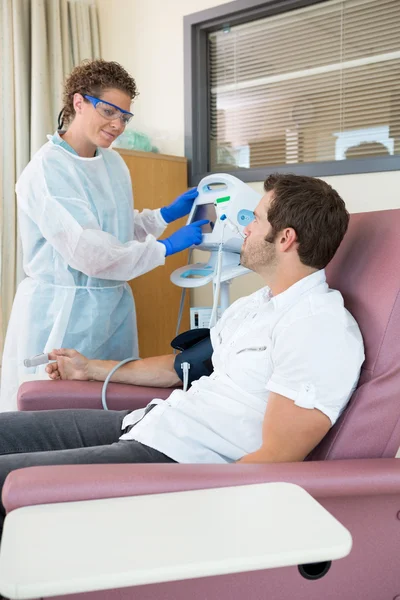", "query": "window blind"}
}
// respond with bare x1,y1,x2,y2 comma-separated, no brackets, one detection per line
208,0,400,171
